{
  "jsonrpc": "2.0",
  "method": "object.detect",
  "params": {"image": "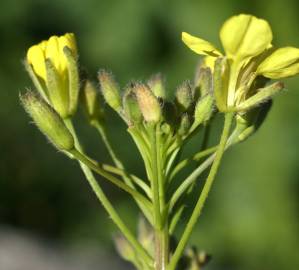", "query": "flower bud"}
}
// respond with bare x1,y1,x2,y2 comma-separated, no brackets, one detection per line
178,113,192,136
190,94,214,133
98,70,122,112
175,81,193,113
20,91,74,151
147,73,166,99
194,67,212,99
82,80,103,123
123,85,143,125
213,57,230,112
134,83,161,123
